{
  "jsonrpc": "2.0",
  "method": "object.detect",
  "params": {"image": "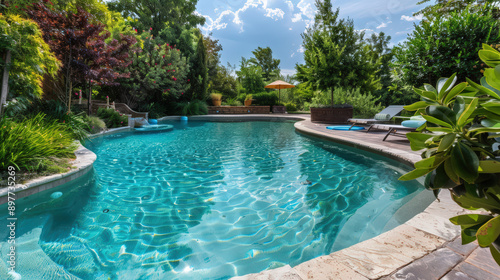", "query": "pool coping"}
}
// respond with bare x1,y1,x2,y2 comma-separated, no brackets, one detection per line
1,115,478,279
